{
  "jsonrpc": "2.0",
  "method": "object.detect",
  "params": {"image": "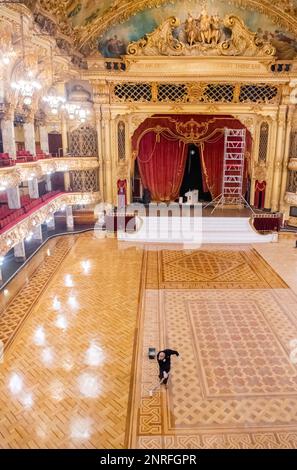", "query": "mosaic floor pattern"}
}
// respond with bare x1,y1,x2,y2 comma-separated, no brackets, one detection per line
1,239,297,448
128,247,297,449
